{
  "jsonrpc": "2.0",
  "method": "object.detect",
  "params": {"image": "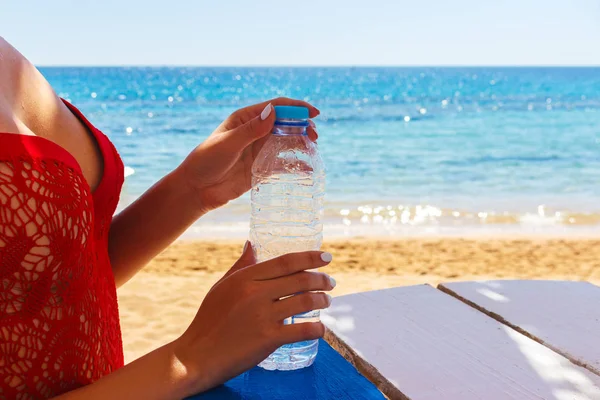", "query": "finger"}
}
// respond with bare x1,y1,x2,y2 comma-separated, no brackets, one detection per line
272,292,332,321
233,97,320,125
265,271,335,299
221,241,256,280
250,251,333,280
223,103,275,149
279,322,325,346
307,120,318,142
